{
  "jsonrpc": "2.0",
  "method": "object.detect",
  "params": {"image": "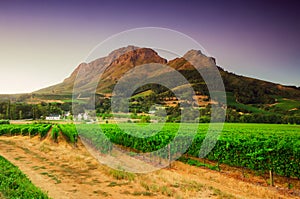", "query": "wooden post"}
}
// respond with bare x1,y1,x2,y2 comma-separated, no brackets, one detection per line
217,162,220,172
168,143,171,169
269,170,274,186
242,167,245,178
159,151,162,165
